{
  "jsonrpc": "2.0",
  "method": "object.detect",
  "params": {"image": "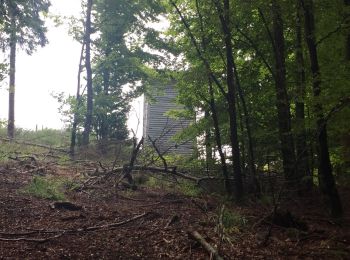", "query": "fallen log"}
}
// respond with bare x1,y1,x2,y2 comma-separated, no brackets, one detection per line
188,230,224,260
111,165,199,182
